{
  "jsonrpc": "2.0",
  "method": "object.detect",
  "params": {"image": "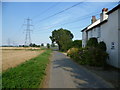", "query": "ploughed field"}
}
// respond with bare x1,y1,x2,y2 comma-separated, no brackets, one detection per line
1,47,44,71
